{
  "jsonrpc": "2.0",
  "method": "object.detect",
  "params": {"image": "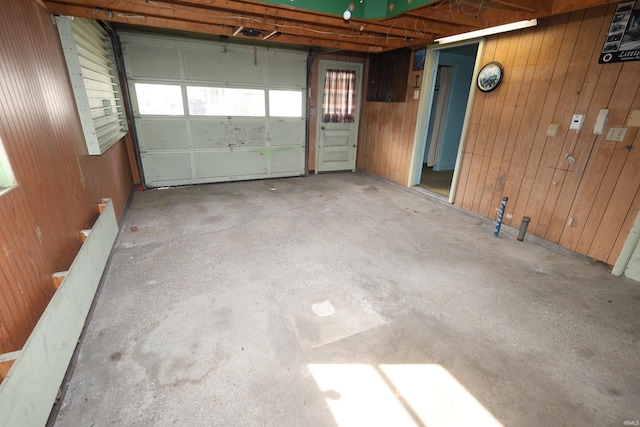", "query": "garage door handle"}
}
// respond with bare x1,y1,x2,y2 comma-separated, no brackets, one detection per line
321,126,326,130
